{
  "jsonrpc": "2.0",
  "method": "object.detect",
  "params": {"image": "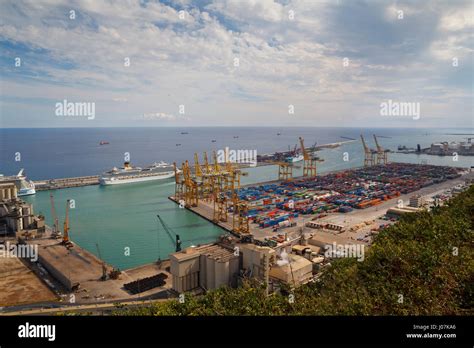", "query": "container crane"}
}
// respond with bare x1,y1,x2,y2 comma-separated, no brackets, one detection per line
360,135,376,167
157,214,182,252
173,162,184,201
373,134,389,165
299,137,323,177
183,160,198,207
49,193,61,238
62,199,73,248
